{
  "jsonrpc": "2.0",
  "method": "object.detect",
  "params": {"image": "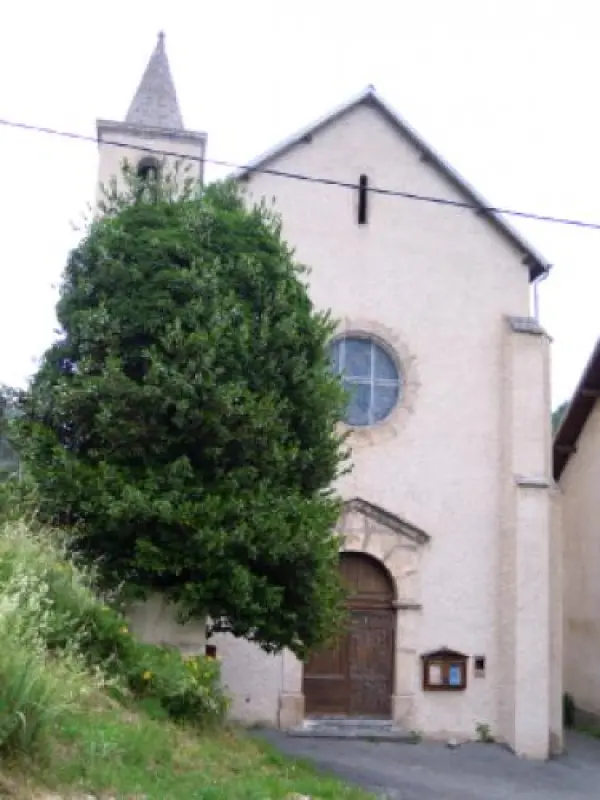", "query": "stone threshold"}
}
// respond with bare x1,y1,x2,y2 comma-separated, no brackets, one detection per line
289,717,414,742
